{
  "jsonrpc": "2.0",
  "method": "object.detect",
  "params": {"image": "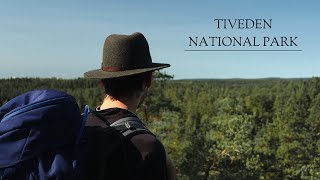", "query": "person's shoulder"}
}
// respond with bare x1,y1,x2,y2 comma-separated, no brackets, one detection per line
130,133,166,159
